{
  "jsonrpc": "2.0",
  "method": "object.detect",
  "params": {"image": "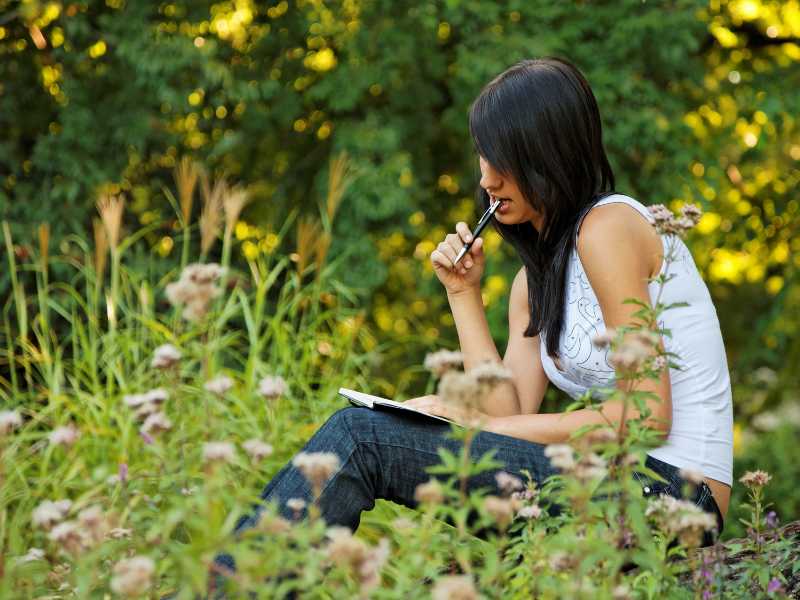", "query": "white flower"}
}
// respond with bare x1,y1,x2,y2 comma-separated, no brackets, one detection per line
286,498,307,512
110,555,156,597
48,520,86,554
140,412,172,435
242,438,273,462
517,504,542,519
204,375,234,396
292,451,340,491
150,343,181,369
0,410,22,435
144,388,169,404
544,444,576,471
423,349,464,377
432,574,478,600
258,375,288,399
202,441,236,464
49,425,80,447
495,471,524,495
165,262,225,323
16,547,45,564
32,500,71,529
